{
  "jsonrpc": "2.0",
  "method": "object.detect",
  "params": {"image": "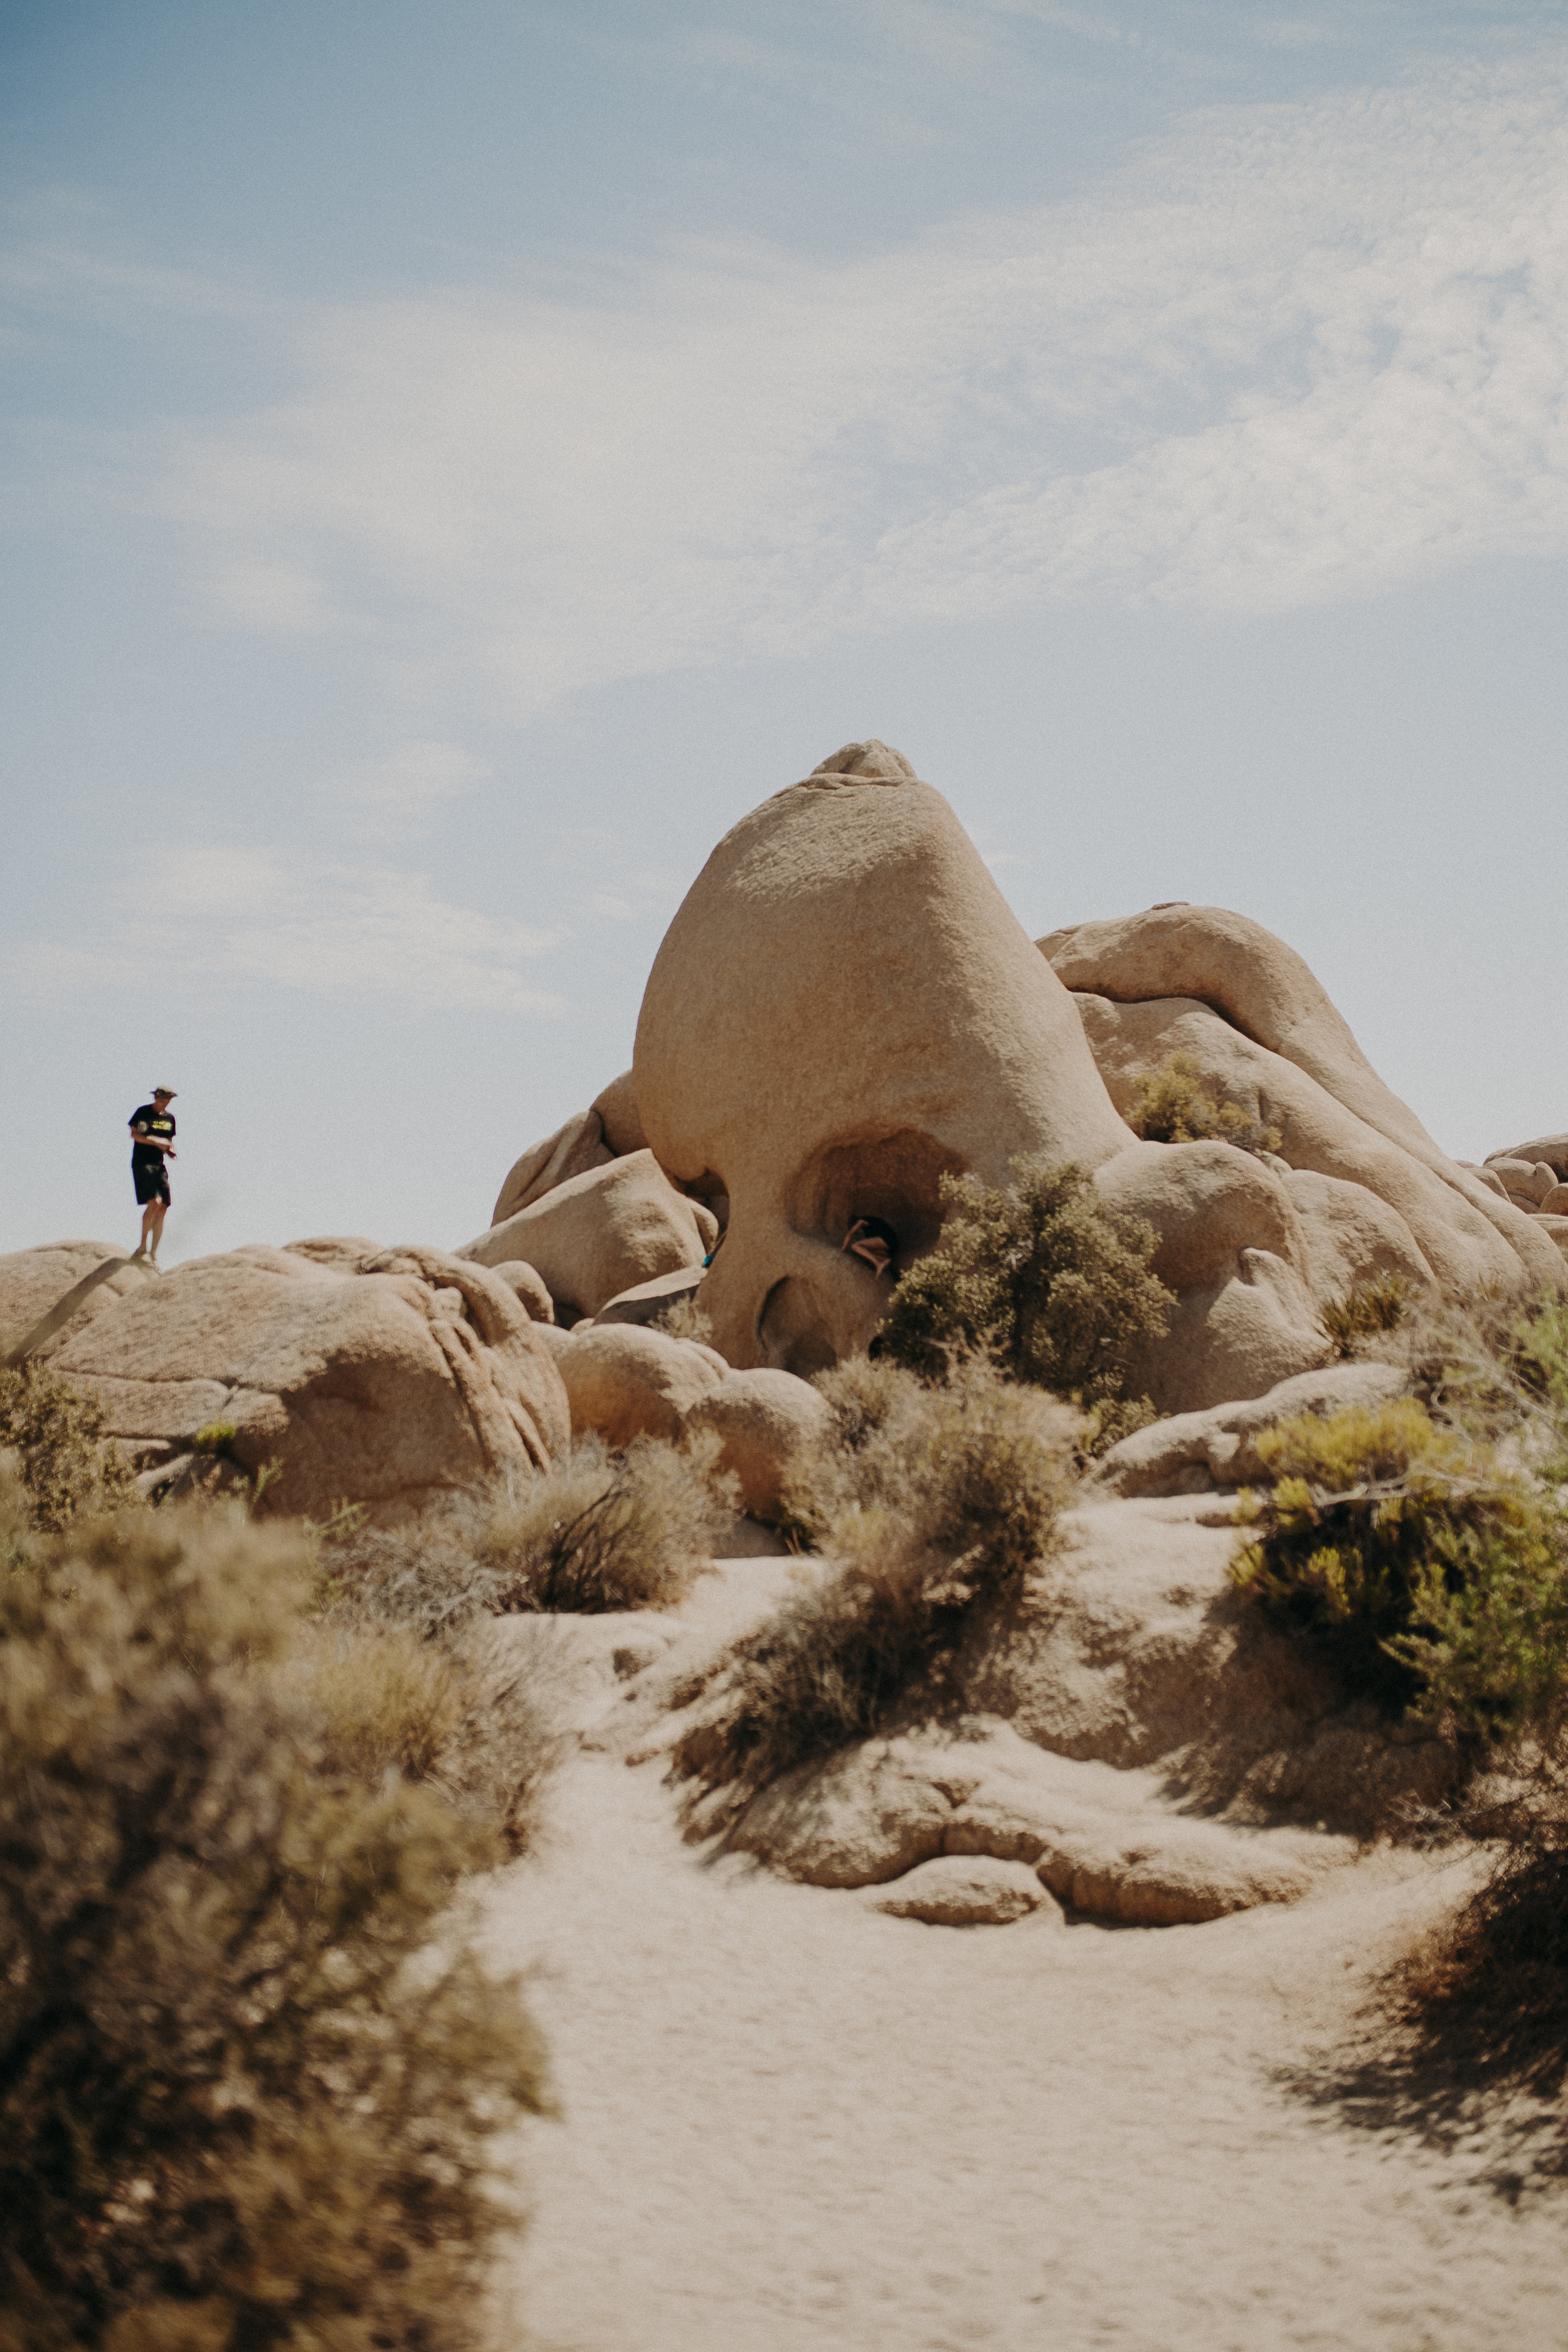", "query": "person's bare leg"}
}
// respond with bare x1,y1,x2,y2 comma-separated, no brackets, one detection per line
147,1200,167,1263
134,1203,157,1258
